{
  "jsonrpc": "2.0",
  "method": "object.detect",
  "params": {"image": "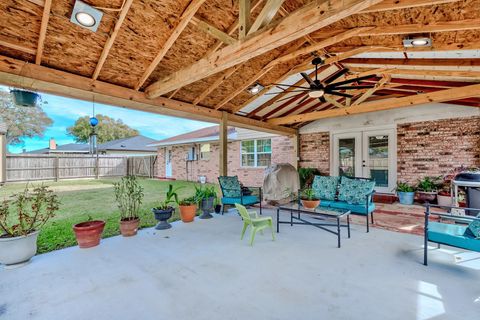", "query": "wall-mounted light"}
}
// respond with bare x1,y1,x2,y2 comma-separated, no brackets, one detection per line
70,0,103,32
247,82,264,95
403,37,432,48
